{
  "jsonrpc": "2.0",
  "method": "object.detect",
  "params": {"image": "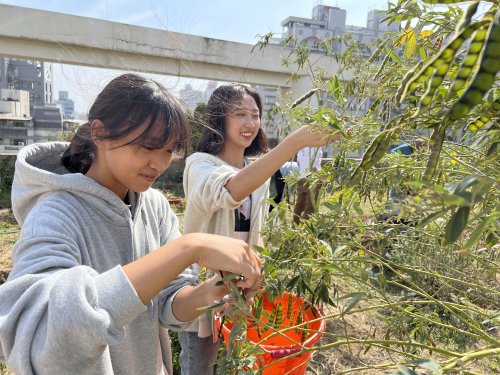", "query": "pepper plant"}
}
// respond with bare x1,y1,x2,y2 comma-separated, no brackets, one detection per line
217,0,499,374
